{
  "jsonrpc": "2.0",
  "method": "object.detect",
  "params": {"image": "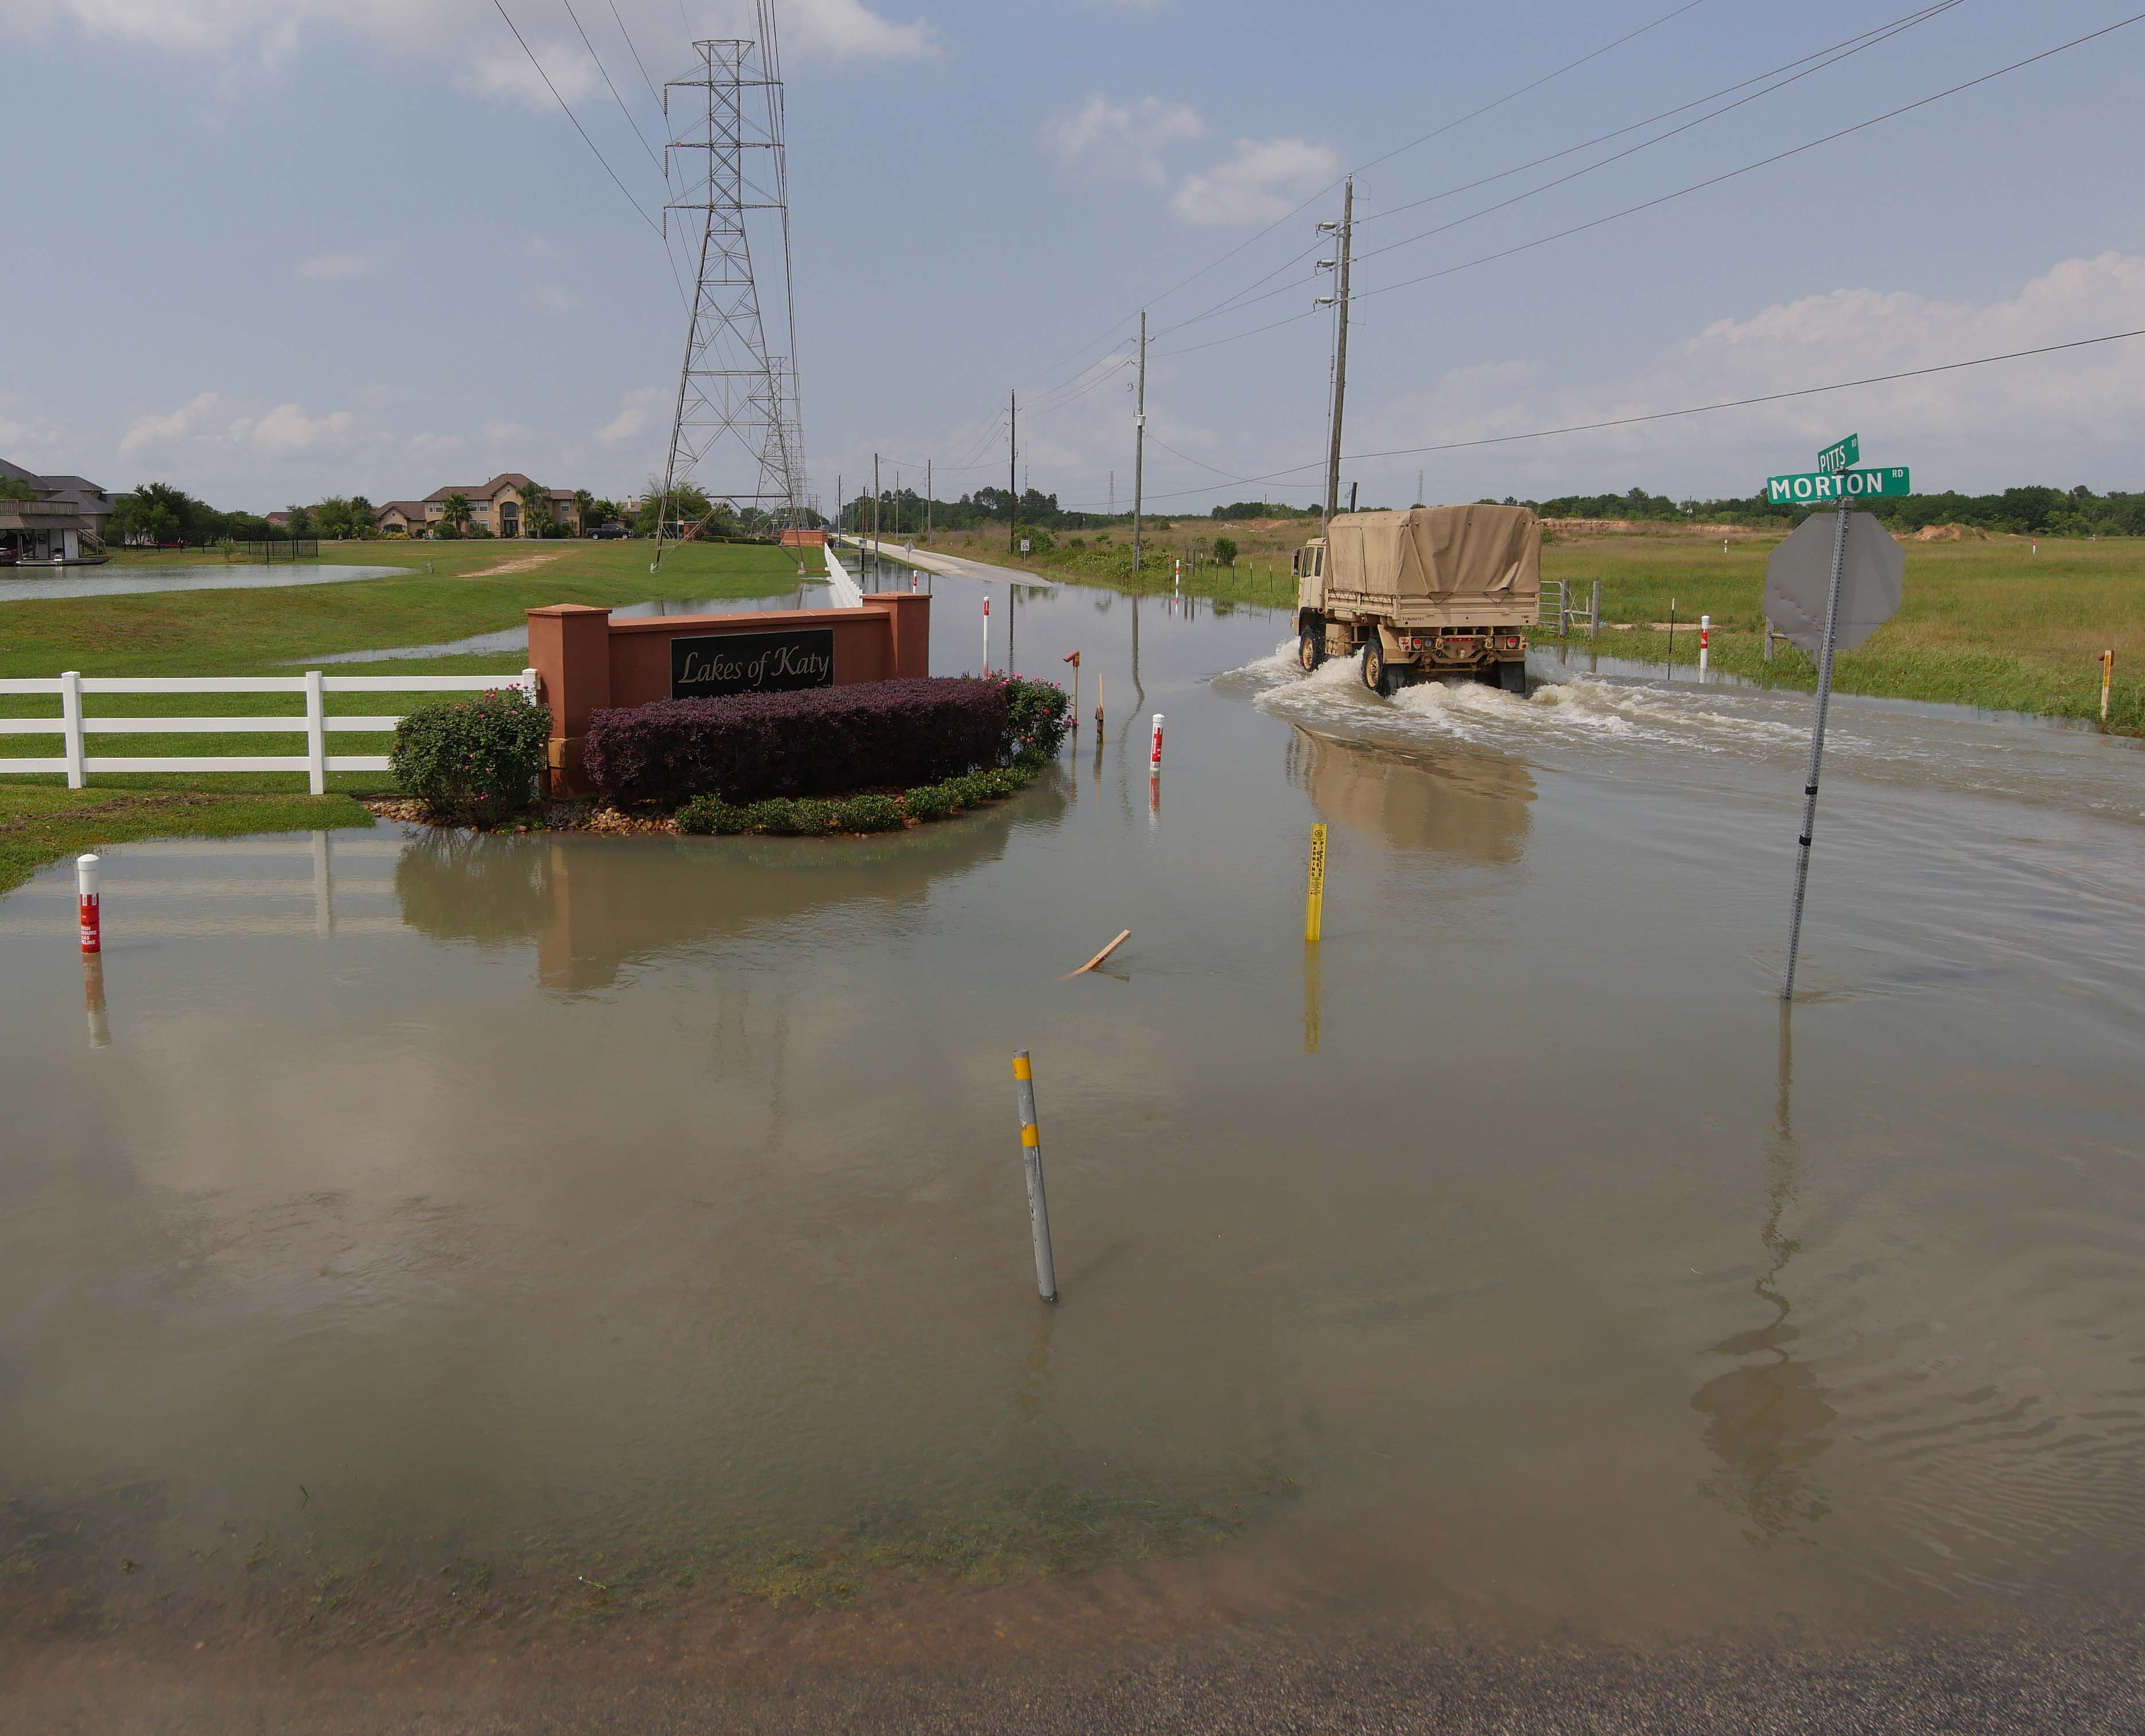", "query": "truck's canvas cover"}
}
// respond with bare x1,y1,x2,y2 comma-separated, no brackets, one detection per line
1322,505,1540,603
